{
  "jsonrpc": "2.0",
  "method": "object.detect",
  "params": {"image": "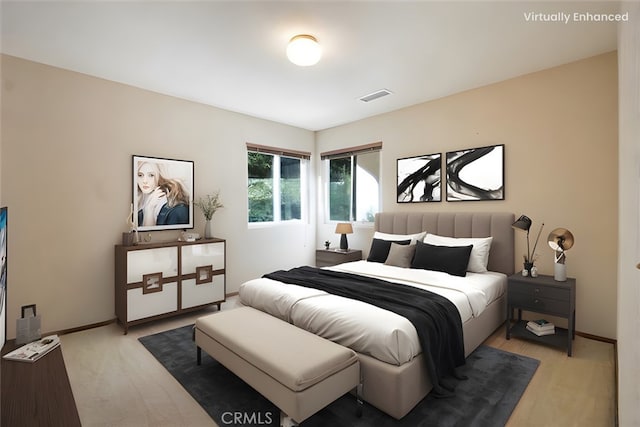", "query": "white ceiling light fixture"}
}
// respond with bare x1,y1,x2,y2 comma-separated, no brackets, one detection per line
286,34,322,66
